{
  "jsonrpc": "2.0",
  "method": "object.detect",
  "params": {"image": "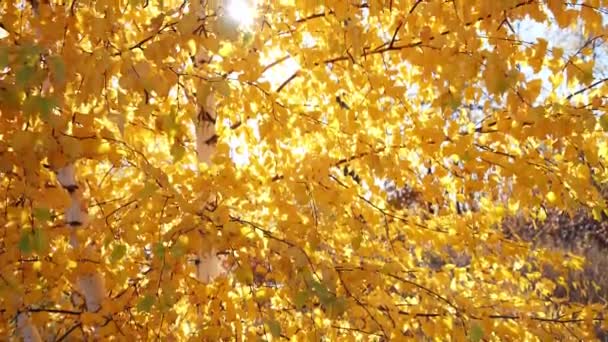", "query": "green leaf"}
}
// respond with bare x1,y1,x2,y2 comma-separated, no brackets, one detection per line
319,293,335,308
153,242,165,259
18,231,32,254
110,244,127,262
266,319,281,338
38,96,57,118
294,290,309,310
38,97,57,112
449,96,461,111
50,56,65,84
159,290,176,313
242,32,253,46
16,65,35,87
311,280,332,304
470,323,483,342
23,96,57,121
169,241,185,258
33,207,52,222
327,296,347,318
137,294,156,313
19,44,42,63
31,228,47,254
